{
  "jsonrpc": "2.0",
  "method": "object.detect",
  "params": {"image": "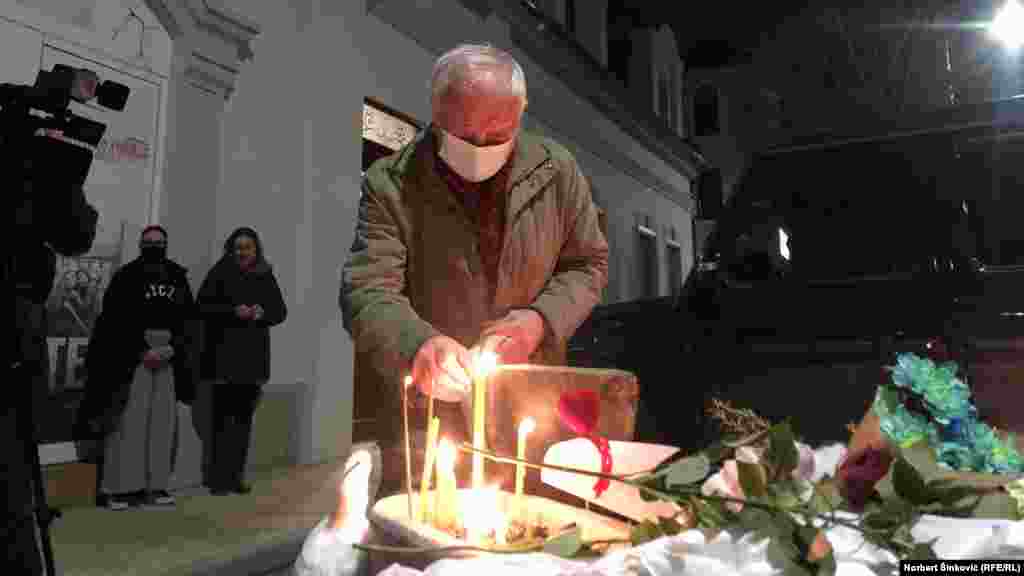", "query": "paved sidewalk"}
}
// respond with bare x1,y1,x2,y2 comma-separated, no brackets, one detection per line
50,460,343,576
